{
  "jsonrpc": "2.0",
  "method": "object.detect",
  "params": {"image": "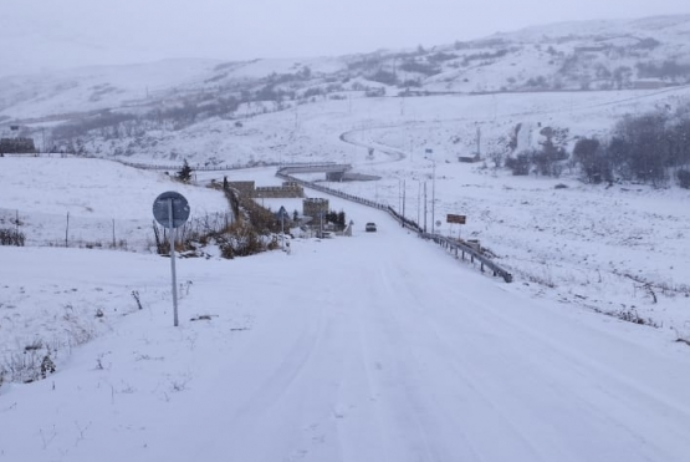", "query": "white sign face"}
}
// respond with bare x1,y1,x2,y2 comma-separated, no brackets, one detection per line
153,191,190,229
